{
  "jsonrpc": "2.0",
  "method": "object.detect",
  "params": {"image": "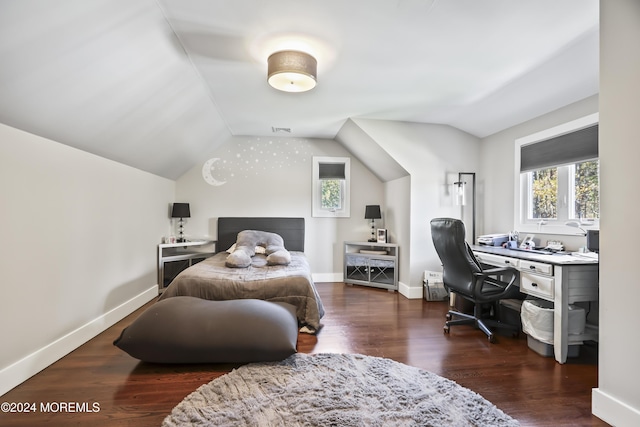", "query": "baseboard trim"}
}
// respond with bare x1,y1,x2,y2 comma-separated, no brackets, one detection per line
592,387,640,426
312,272,343,283
0,285,158,397
398,281,422,299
